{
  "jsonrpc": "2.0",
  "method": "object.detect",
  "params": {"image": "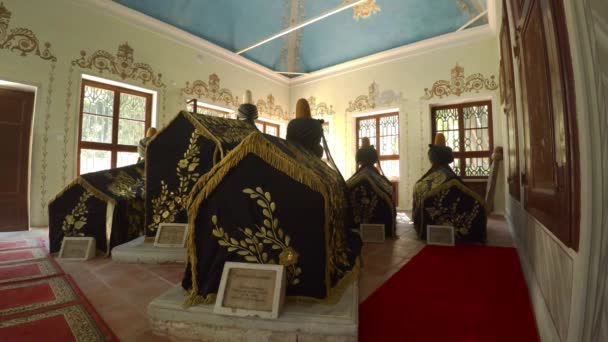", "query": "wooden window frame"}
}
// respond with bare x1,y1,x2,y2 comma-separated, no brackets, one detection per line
77,79,152,175
355,112,400,174
431,100,494,179
256,119,280,137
